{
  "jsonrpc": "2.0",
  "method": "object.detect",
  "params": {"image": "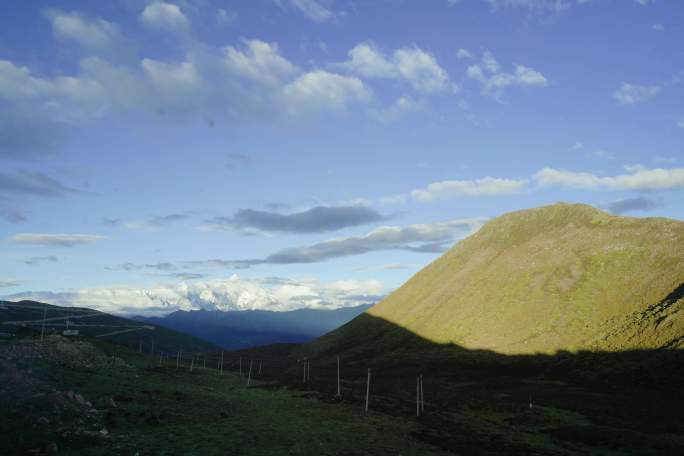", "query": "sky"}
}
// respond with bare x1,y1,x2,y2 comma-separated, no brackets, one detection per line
1,0,683,316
